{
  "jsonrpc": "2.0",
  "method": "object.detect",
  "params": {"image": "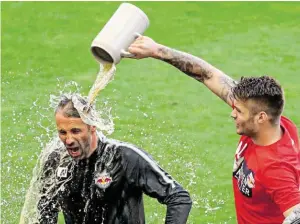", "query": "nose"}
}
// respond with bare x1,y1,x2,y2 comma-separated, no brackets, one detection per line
65,134,75,146
231,109,237,119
